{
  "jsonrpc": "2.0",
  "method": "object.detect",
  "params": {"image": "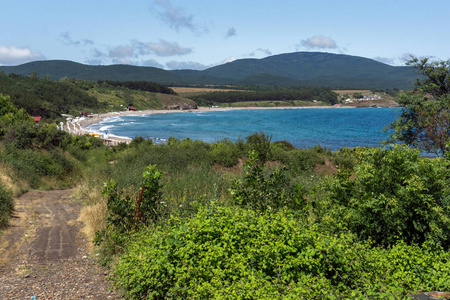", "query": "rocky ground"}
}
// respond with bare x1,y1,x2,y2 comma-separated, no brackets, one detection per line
0,189,120,299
